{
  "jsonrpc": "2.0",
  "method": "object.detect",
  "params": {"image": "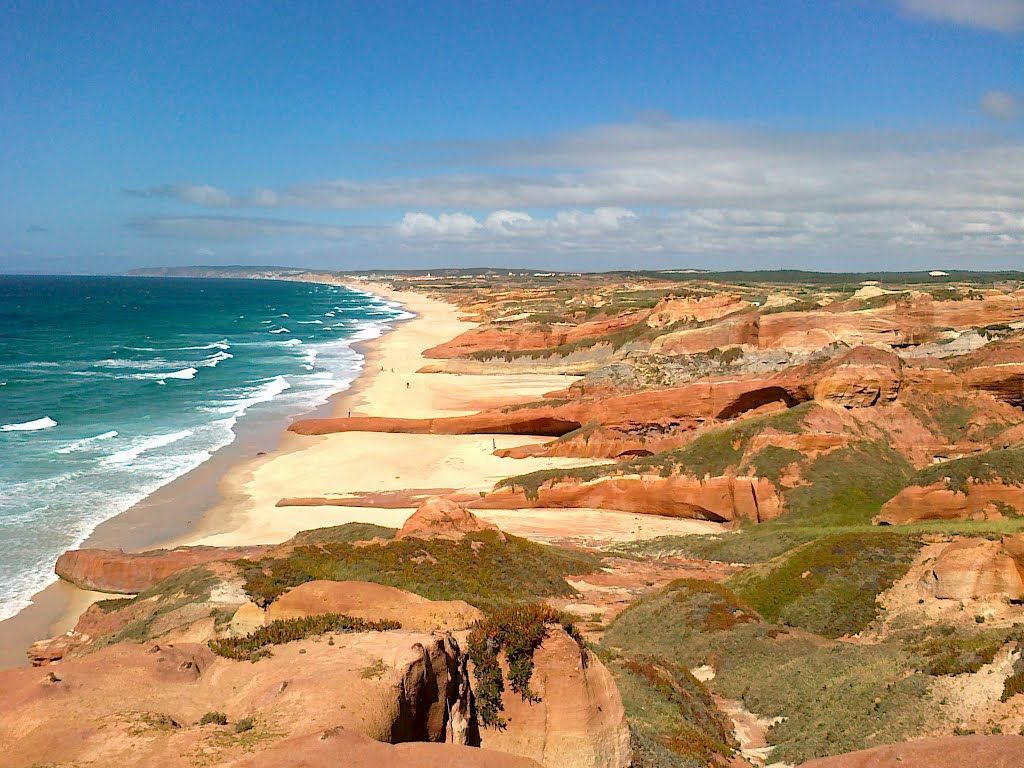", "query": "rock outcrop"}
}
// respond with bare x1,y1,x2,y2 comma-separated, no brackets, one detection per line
471,473,783,523
875,481,1024,525
55,545,269,593
424,312,649,359
646,293,750,328
923,538,1024,601
1,632,469,767
397,497,505,541
478,627,631,768
797,735,1024,767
